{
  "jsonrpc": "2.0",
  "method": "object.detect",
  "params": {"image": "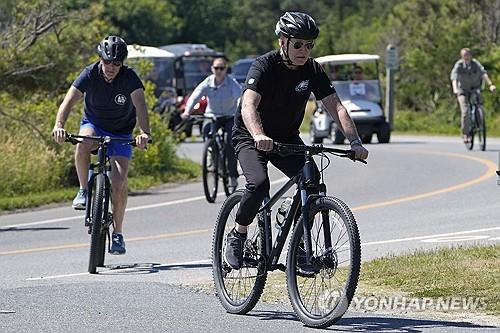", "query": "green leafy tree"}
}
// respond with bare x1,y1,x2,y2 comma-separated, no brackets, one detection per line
100,0,183,45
